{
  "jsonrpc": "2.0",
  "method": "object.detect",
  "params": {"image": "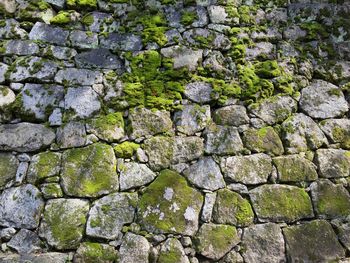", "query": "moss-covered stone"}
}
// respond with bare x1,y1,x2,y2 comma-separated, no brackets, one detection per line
114,141,140,158
157,238,189,263
61,143,118,198
0,153,18,189
213,189,254,227
40,183,63,199
74,242,118,263
137,169,203,236
250,184,314,223
67,0,97,9
194,223,240,260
